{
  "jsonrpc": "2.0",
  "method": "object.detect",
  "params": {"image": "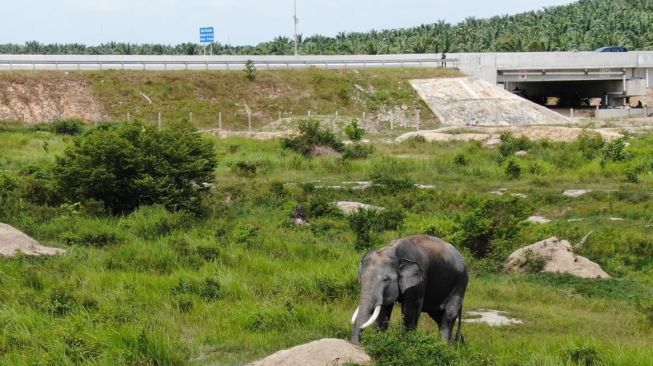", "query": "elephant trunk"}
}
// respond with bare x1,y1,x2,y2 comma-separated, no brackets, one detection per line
350,292,380,344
